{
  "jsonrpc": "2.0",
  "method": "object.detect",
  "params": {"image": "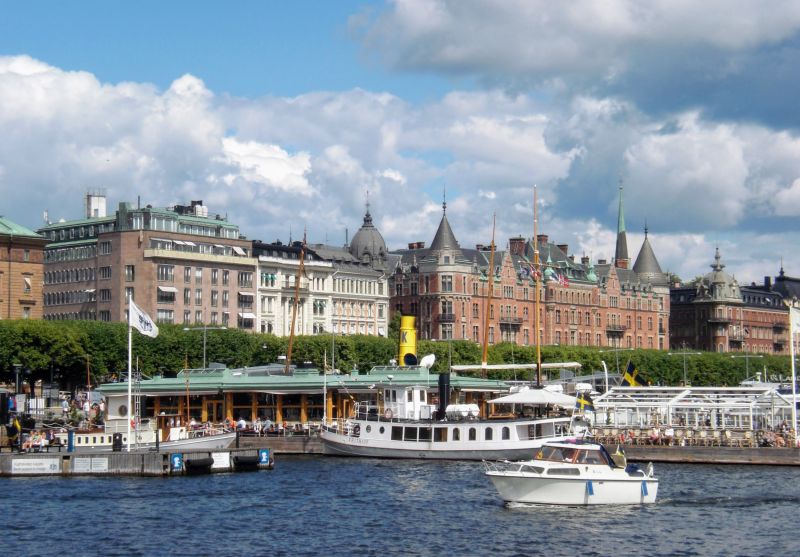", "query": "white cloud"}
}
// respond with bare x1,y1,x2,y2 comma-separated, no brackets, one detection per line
219,138,312,195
